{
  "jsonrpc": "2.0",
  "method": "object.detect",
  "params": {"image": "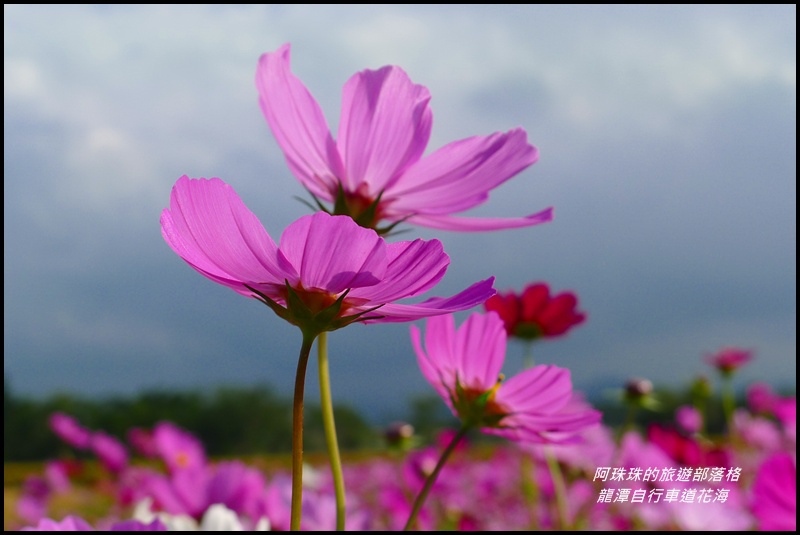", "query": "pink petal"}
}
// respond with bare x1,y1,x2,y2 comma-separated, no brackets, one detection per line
277,212,386,293
420,314,460,379
161,177,292,297
496,365,573,414
454,312,506,390
401,208,554,232
410,320,456,408
256,43,345,200
338,65,432,194
387,128,538,214
368,277,496,323
350,239,448,303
